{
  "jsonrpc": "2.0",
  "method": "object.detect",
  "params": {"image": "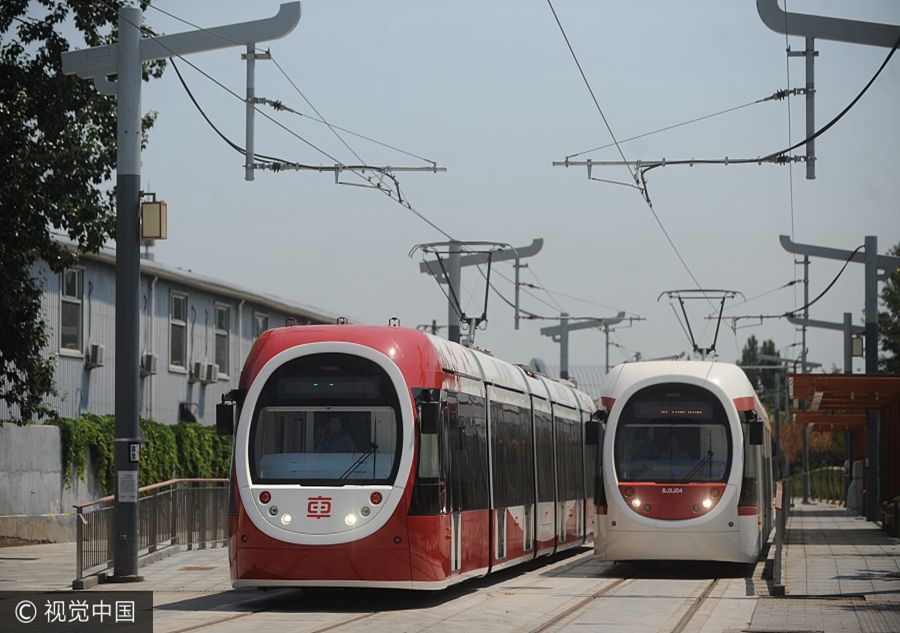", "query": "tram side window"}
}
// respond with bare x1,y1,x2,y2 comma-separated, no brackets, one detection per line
555,412,580,501
535,411,555,503
739,422,760,506
411,395,447,516
491,397,534,509
459,393,490,510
